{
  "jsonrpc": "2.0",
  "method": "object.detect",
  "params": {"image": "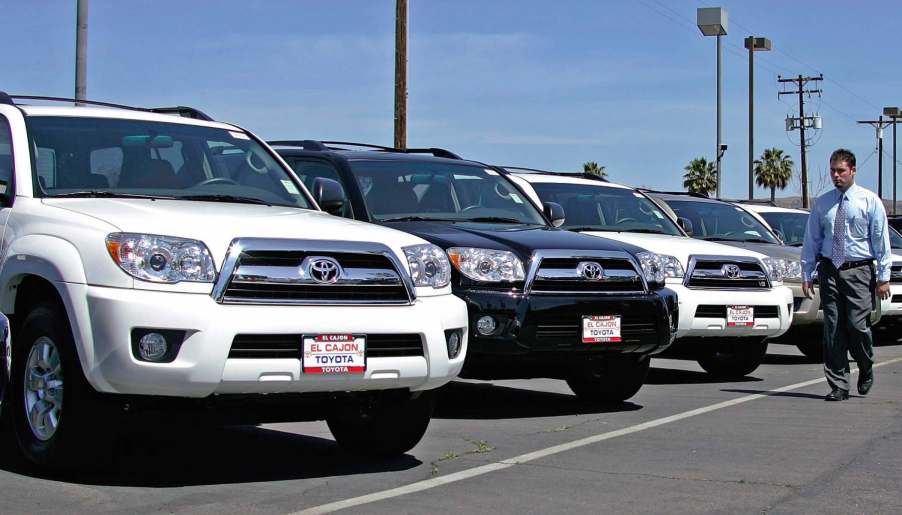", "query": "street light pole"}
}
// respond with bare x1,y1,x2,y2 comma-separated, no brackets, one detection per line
745,36,772,200
697,7,728,198
884,107,901,215
75,0,88,104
